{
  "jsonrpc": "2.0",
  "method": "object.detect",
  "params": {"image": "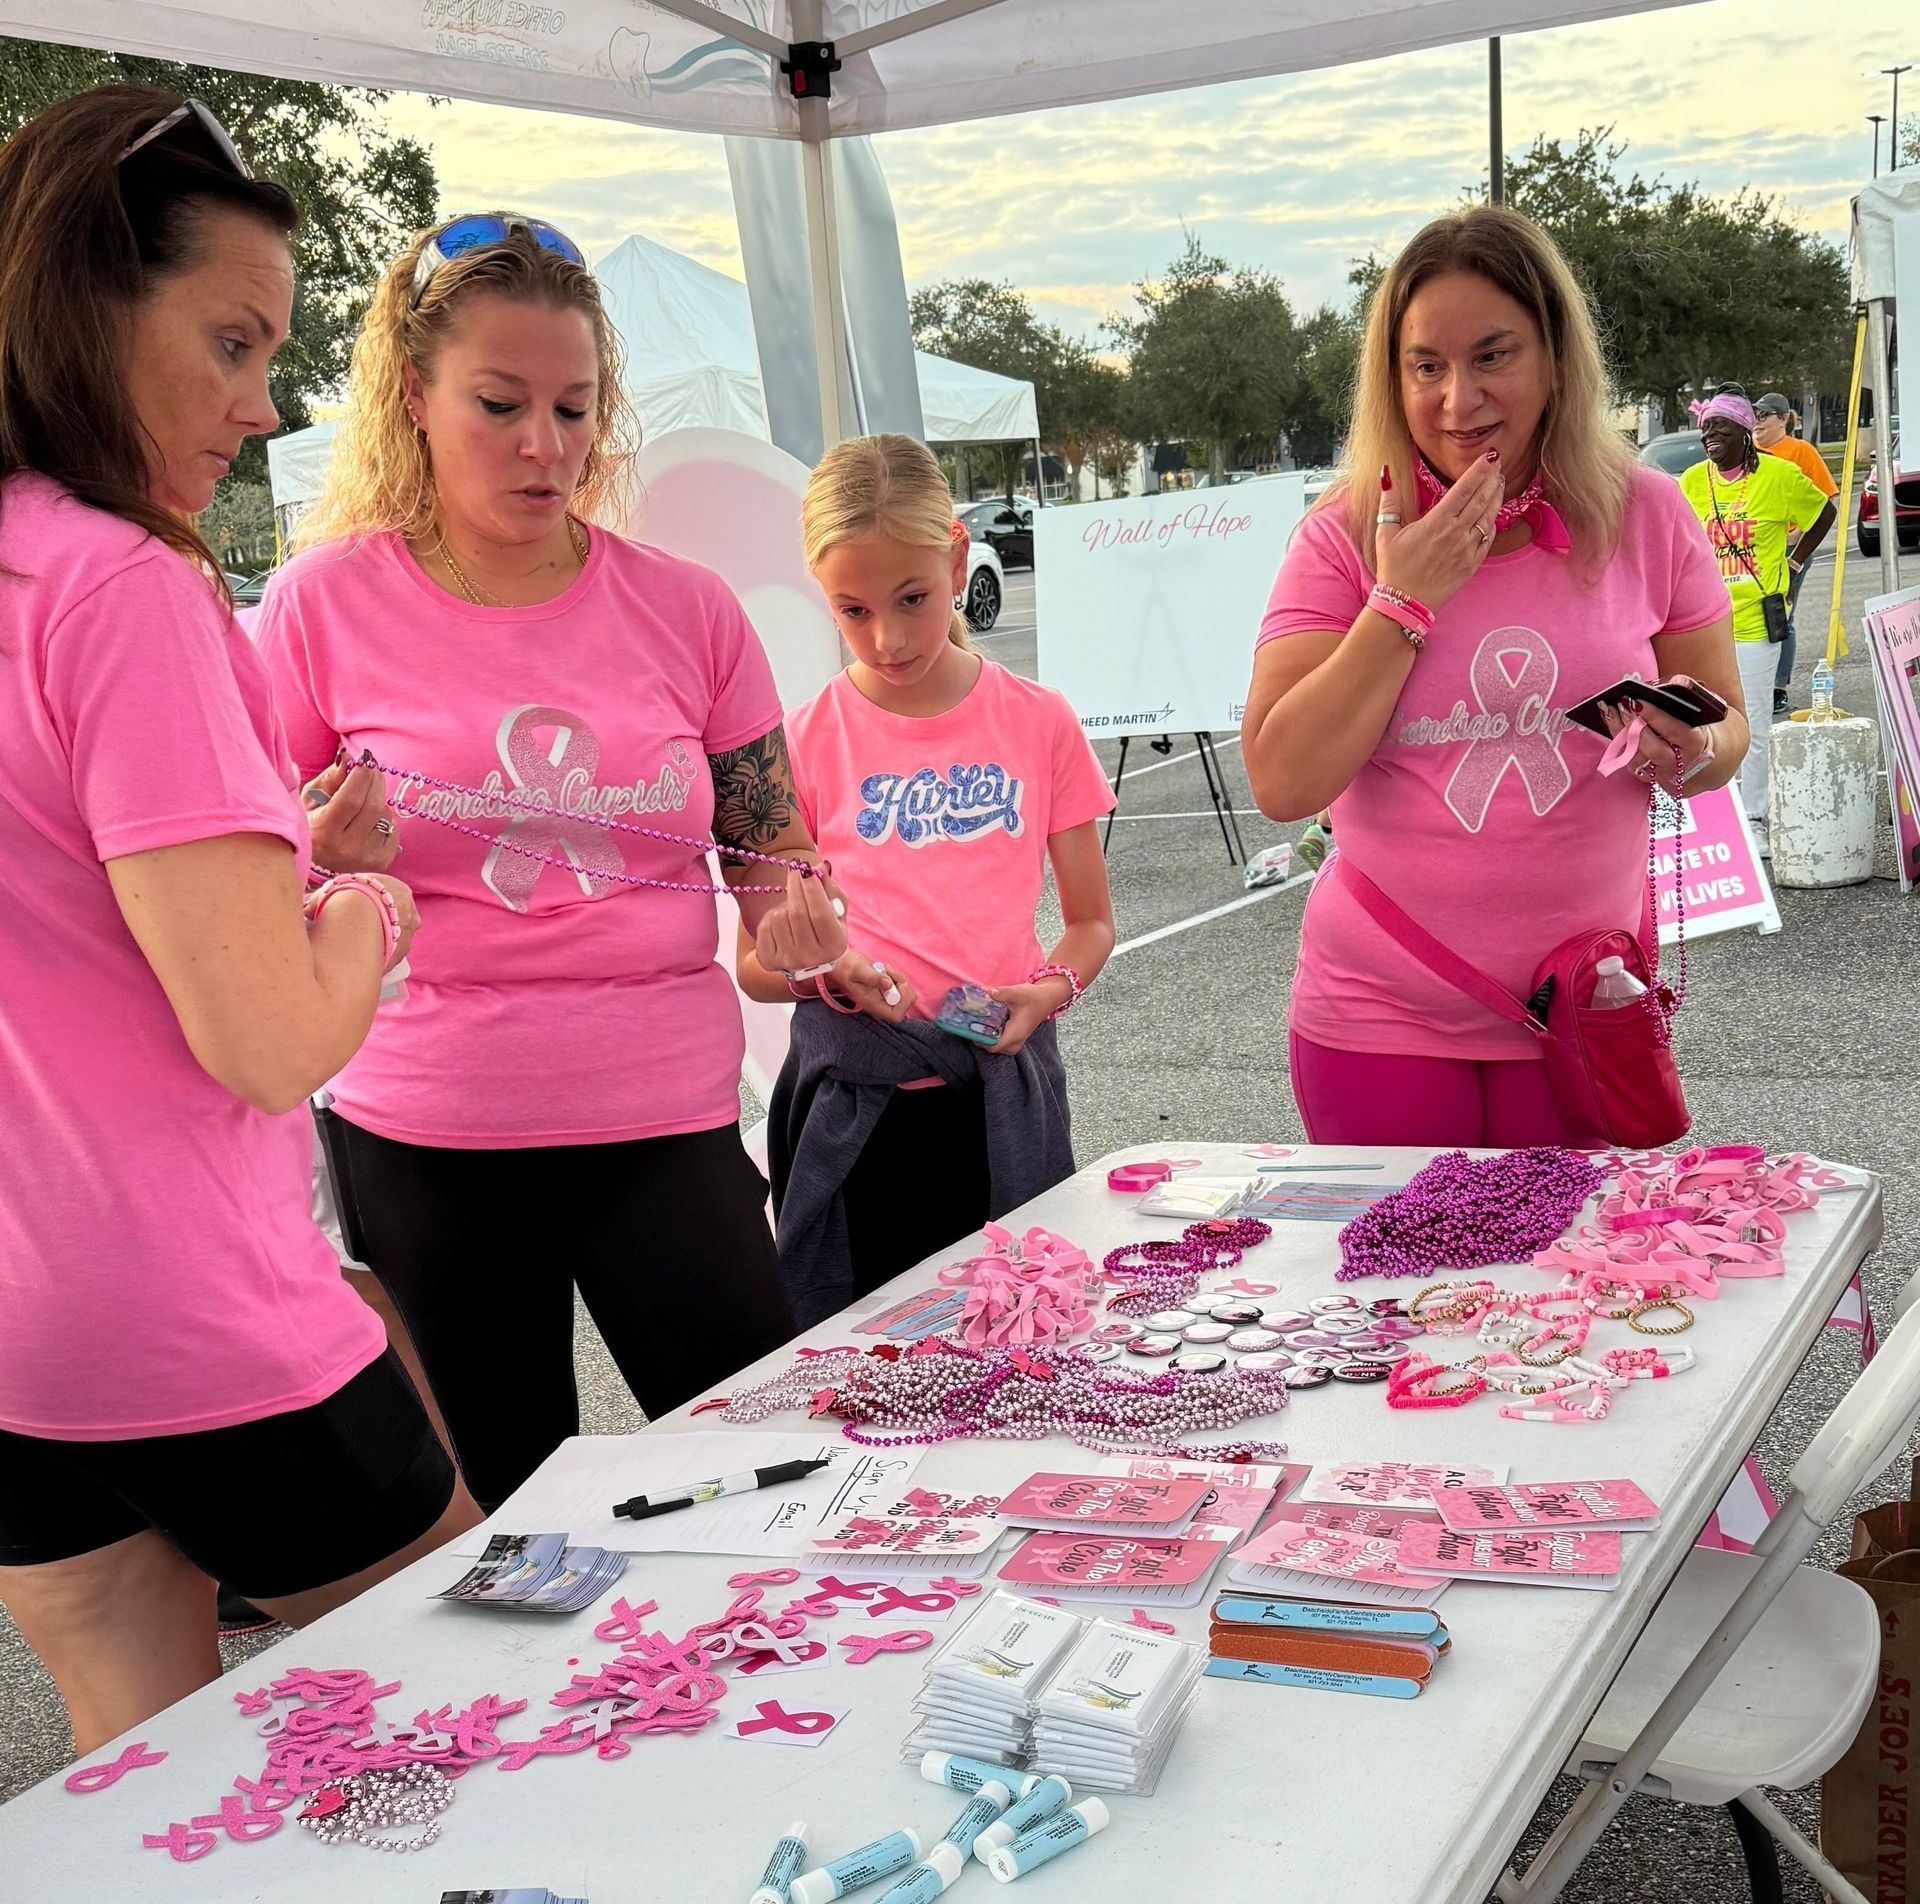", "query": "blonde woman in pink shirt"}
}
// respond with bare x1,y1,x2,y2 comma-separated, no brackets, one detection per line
258,216,845,1510
1243,208,1748,1146
0,87,478,1756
